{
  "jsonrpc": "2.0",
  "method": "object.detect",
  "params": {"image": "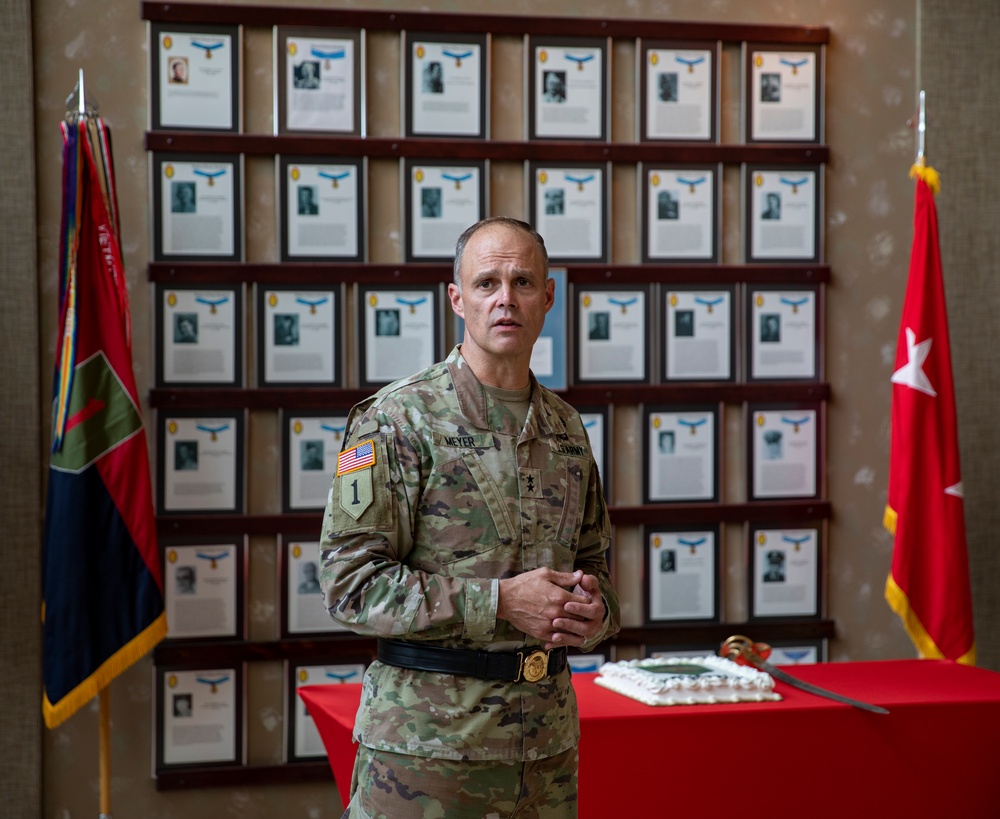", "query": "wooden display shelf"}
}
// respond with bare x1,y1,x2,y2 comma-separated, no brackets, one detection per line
147,261,830,286
141,3,829,46
155,499,831,538
145,131,829,164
